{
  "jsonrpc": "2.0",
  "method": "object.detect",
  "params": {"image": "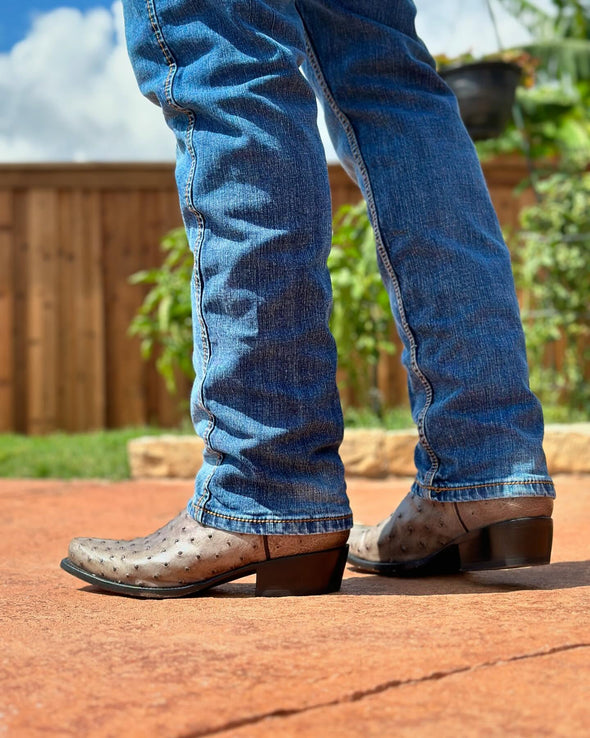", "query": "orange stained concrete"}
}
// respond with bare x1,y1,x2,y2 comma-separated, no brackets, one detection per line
0,475,589,738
